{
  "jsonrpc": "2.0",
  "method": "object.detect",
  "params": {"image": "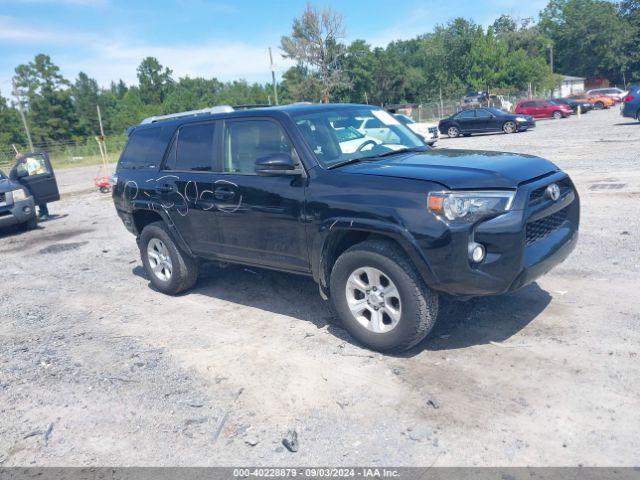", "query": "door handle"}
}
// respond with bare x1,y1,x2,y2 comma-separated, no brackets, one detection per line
157,184,173,193
214,186,235,201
